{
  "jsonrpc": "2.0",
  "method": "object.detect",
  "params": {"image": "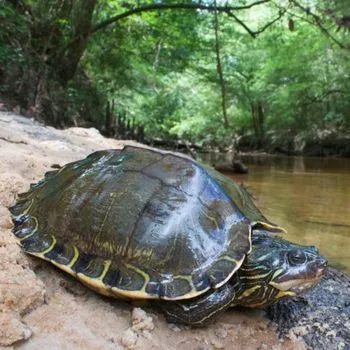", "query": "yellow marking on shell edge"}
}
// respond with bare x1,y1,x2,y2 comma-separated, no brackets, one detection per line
168,285,212,301
67,246,79,268
99,260,112,281
39,235,57,255
255,221,287,234
214,254,243,289
15,198,34,216
222,255,240,264
124,262,150,293
23,252,212,302
15,192,31,202
76,259,112,294
25,250,159,300
22,251,215,301
161,274,211,301
18,216,39,241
